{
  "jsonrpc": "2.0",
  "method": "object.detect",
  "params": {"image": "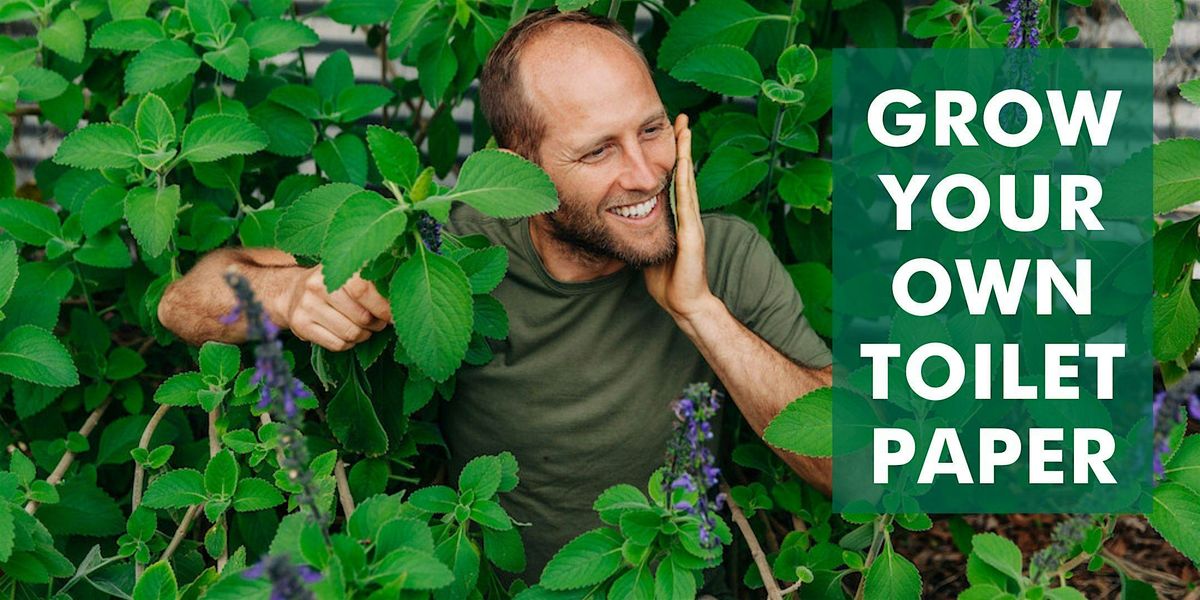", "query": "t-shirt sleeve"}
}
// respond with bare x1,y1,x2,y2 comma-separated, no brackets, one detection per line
709,218,831,368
